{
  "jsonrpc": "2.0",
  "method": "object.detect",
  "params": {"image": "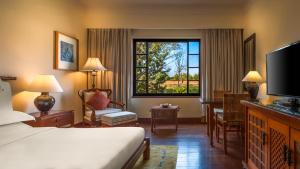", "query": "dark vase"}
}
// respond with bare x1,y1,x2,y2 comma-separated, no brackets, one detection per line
34,92,55,113
246,83,259,101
